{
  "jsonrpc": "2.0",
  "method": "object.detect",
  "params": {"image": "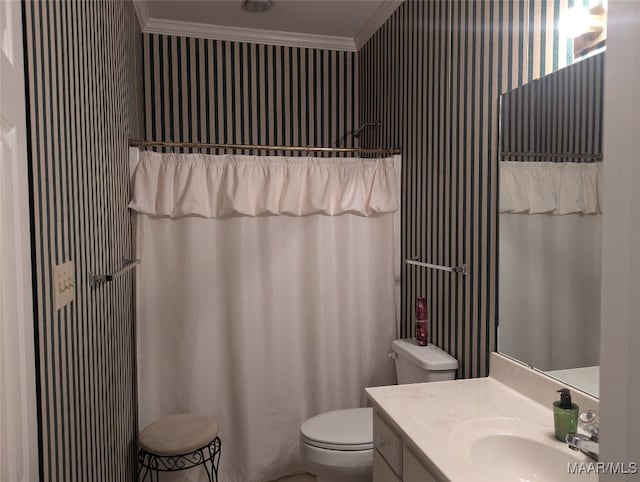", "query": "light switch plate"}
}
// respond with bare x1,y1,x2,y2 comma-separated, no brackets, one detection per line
53,261,75,310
